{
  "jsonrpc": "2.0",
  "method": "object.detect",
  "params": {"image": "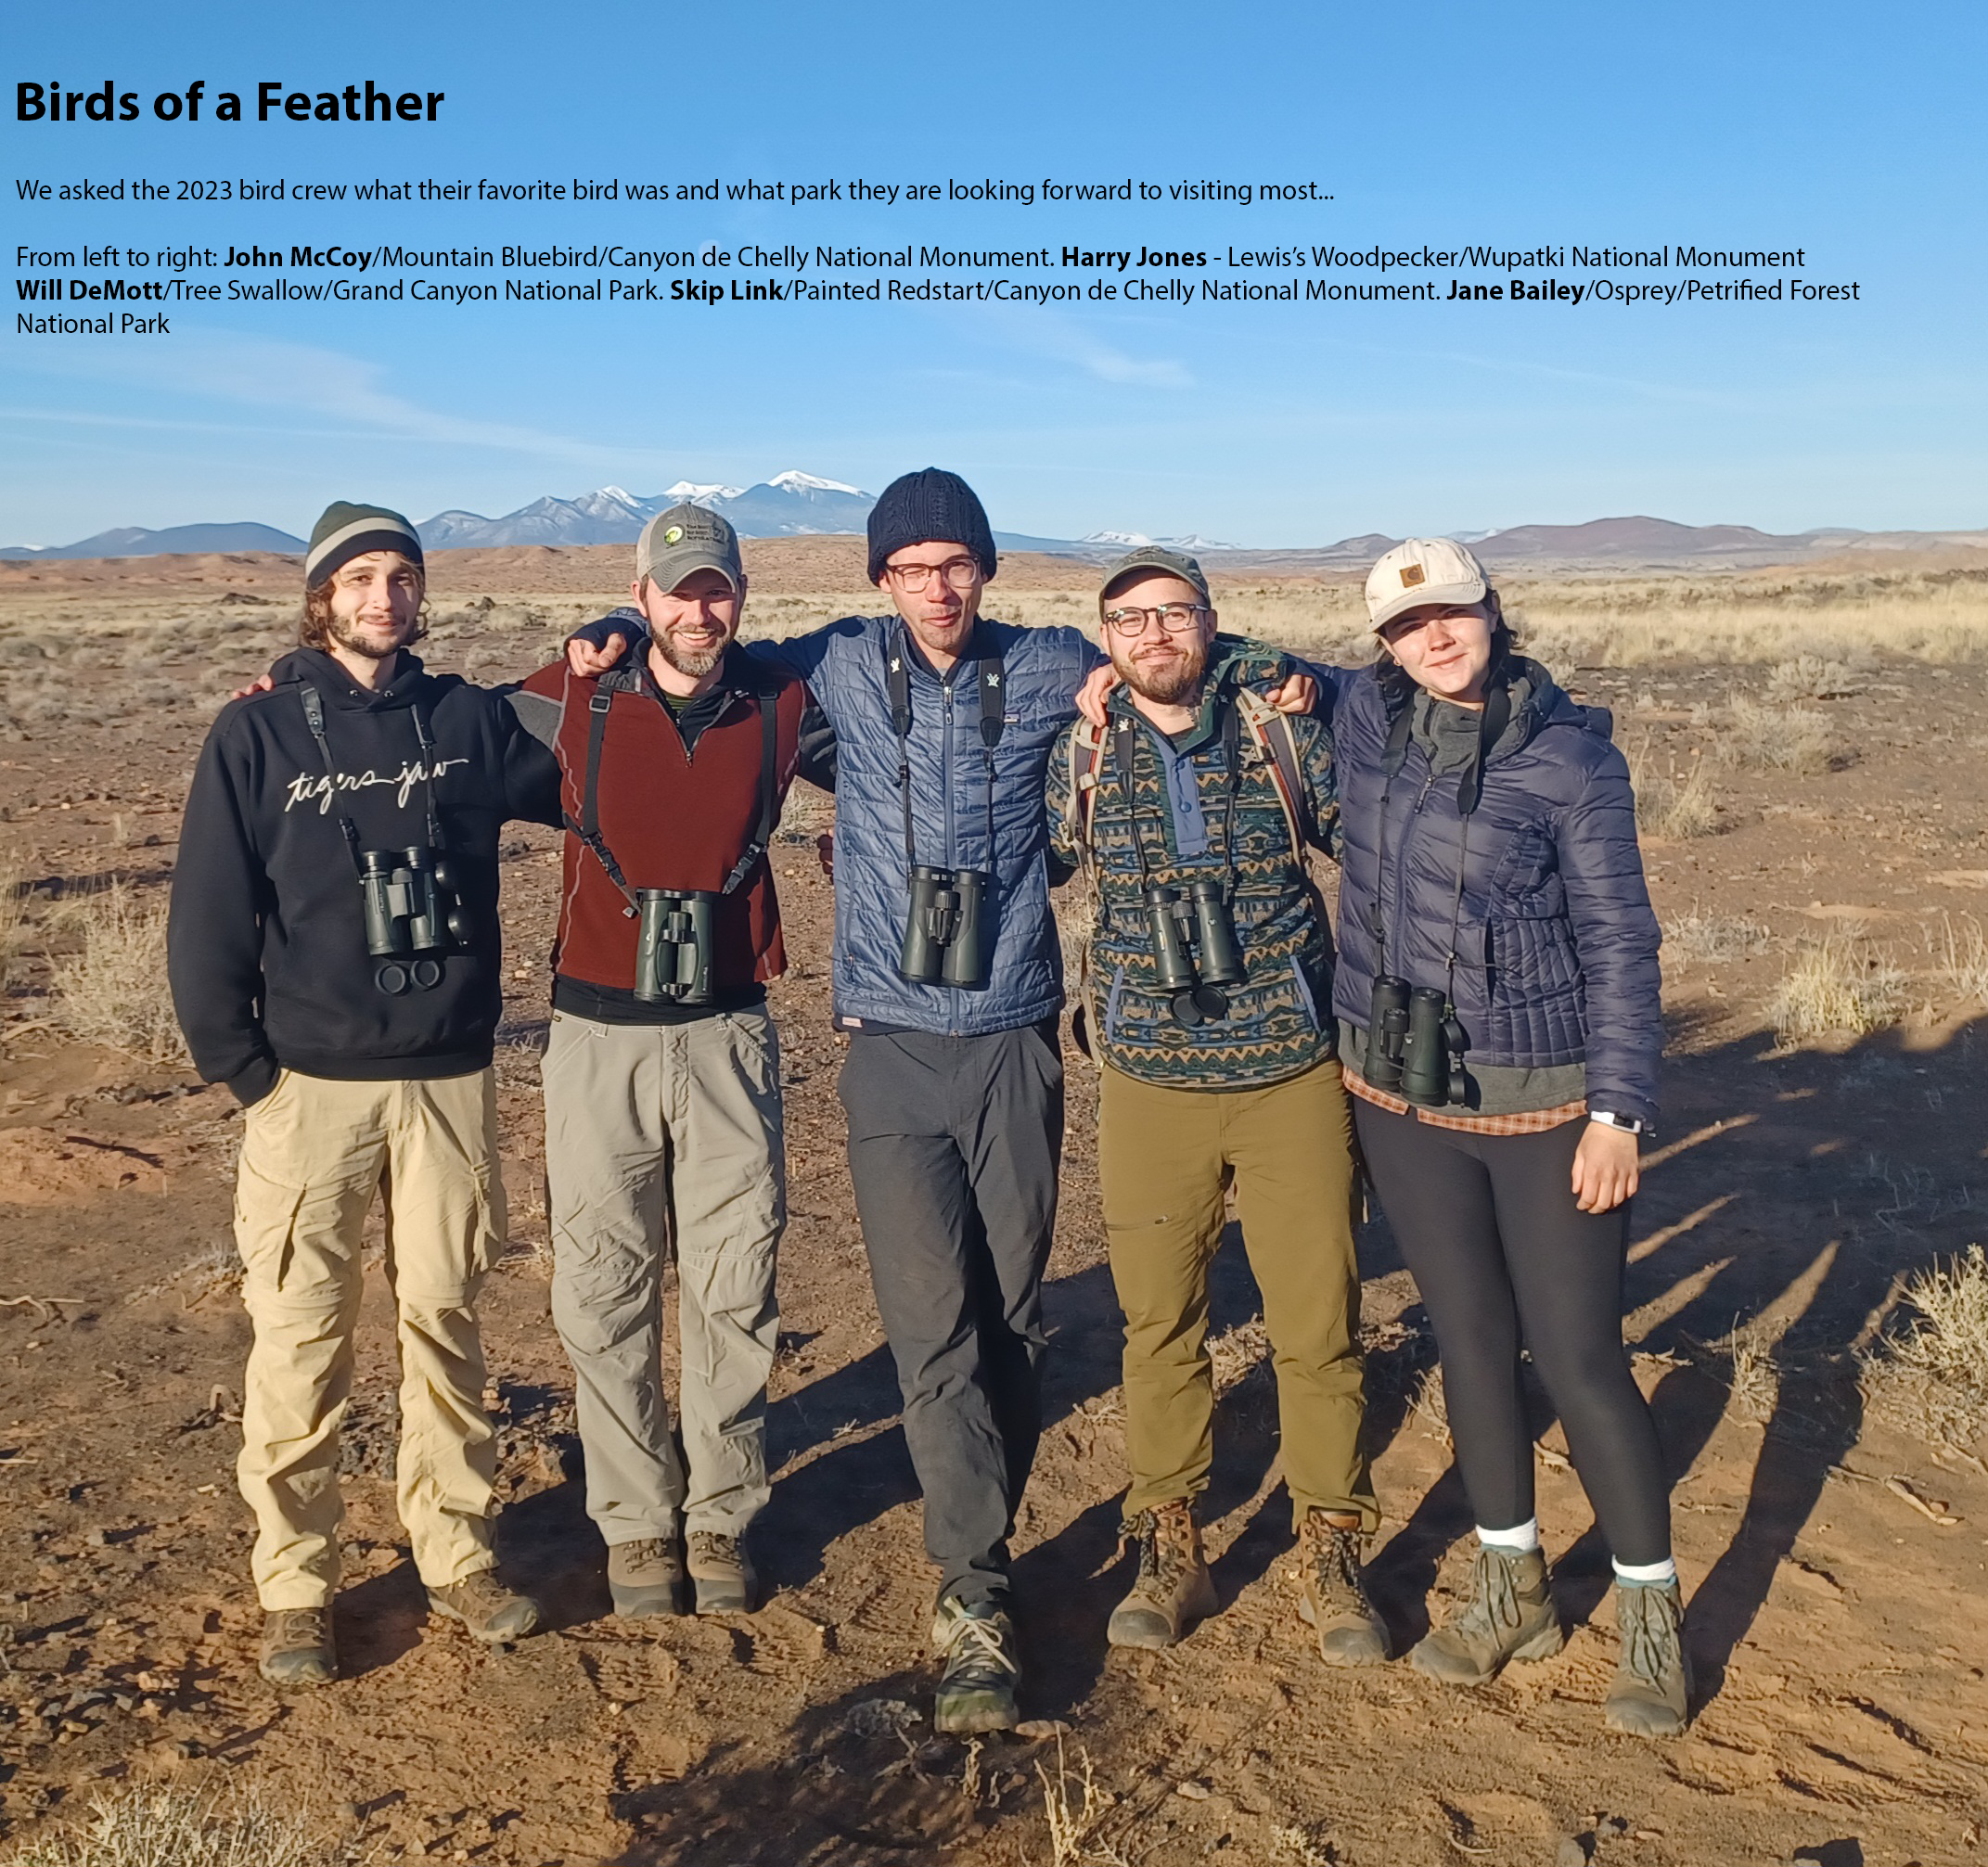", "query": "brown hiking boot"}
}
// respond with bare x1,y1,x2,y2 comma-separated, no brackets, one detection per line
259,1606,337,1686
1296,1510,1389,1666
1410,1544,1564,1686
1604,1579,1691,1737
686,1529,757,1615
609,1536,686,1619
426,1569,542,1643
1107,1501,1218,1650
